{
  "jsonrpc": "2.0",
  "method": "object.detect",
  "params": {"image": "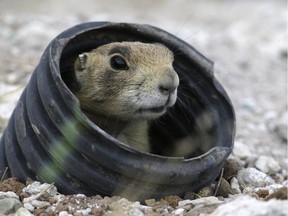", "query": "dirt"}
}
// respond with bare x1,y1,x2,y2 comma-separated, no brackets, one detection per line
265,187,288,201
0,175,252,215
0,177,25,197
